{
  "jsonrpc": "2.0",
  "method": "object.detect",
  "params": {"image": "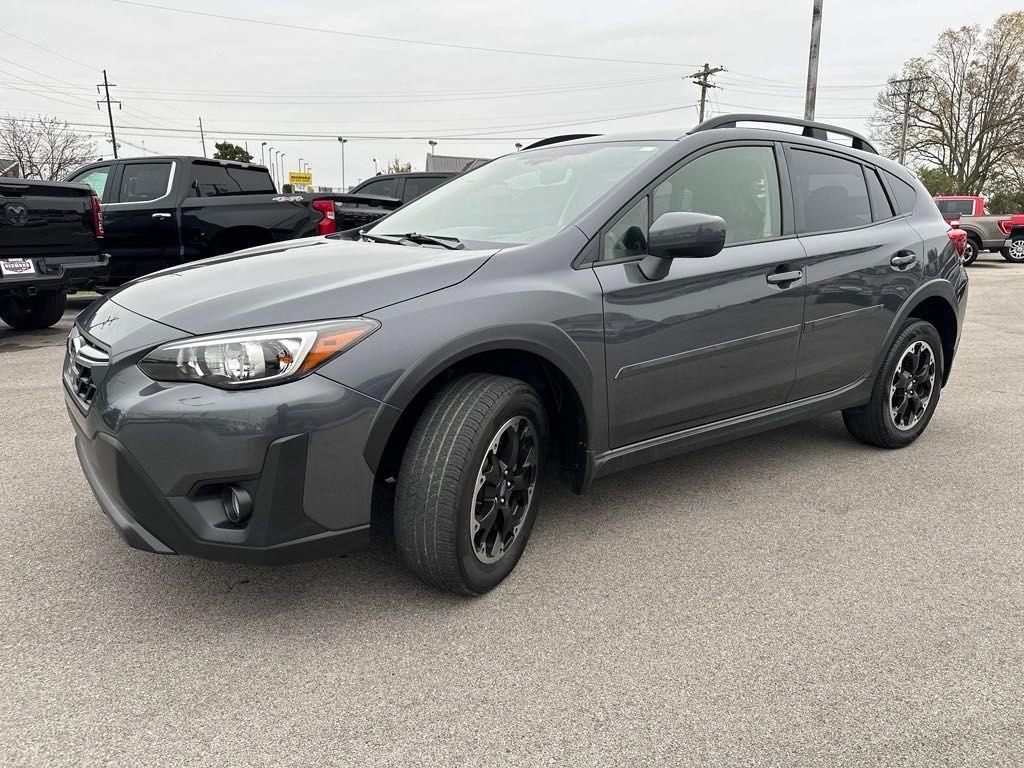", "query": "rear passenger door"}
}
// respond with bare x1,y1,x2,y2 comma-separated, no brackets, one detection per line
786,146,924,399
